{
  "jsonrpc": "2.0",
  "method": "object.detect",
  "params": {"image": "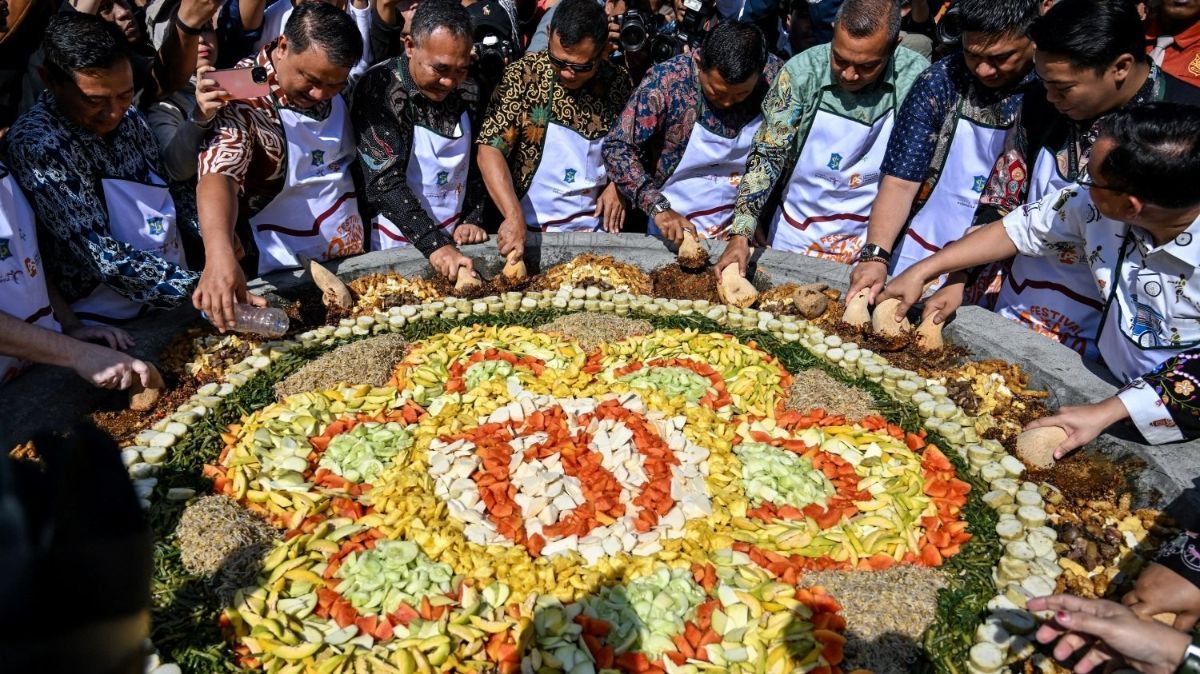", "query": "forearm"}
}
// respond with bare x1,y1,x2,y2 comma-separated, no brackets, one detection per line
731,143,789,238
865,176,922,250
156,17,200,99
0,312,83,369
907,219,1018,282
239,0,265,30
478,144,522,221
197,174,241,261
